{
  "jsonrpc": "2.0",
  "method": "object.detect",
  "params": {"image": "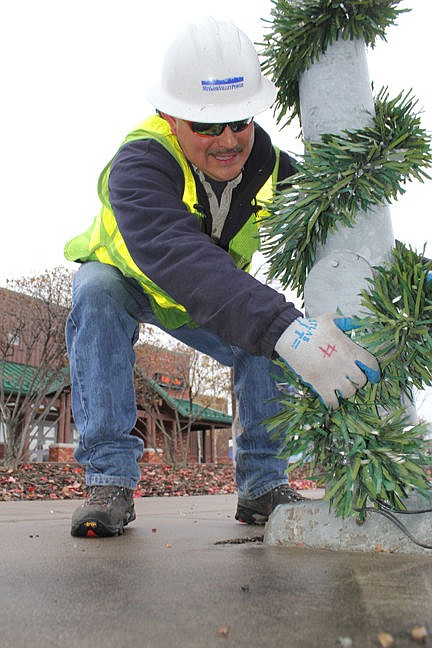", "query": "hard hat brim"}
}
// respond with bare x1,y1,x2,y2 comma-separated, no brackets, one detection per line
146,76,277,122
